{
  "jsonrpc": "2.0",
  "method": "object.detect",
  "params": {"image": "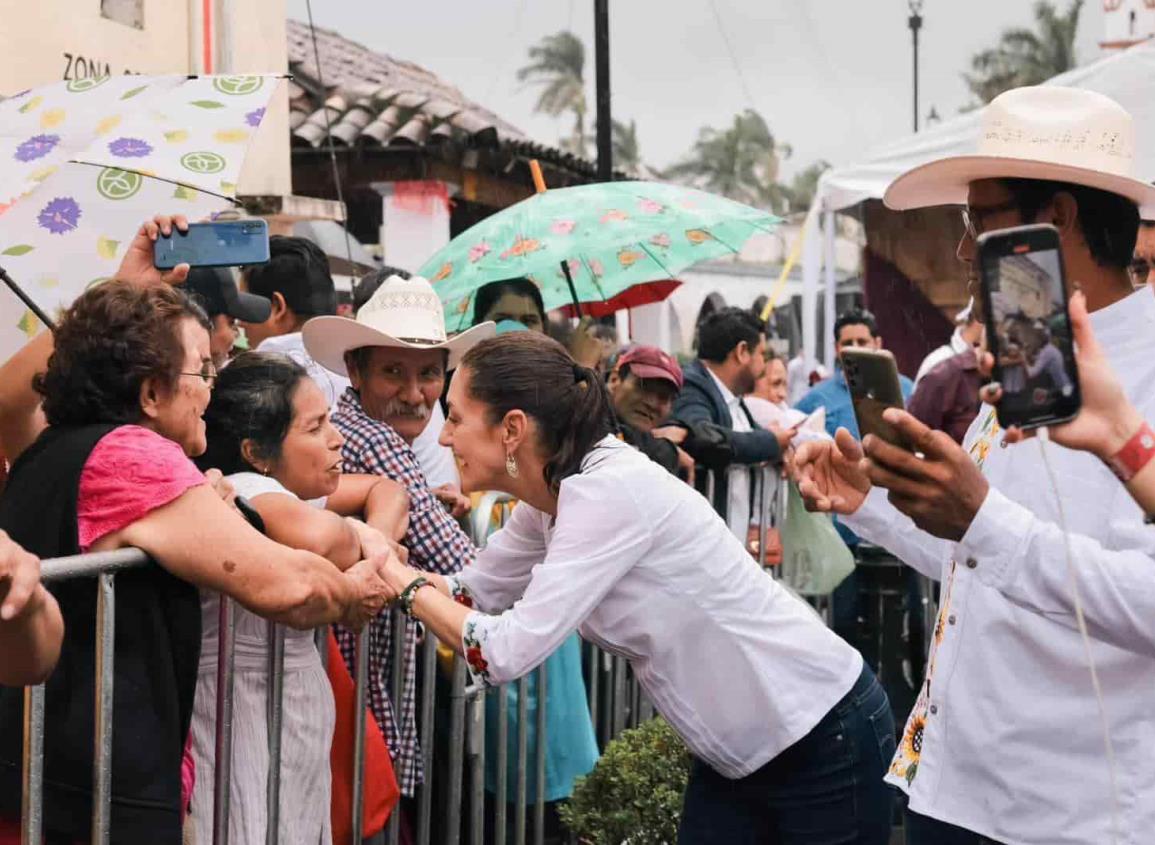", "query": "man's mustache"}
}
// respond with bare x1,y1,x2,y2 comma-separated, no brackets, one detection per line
382,399,431,420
